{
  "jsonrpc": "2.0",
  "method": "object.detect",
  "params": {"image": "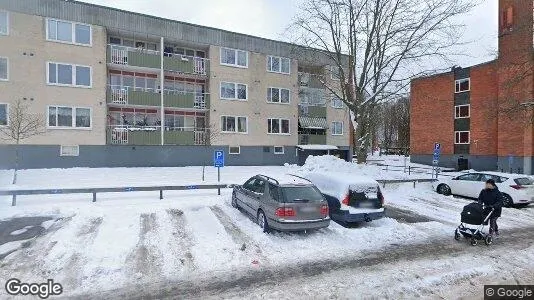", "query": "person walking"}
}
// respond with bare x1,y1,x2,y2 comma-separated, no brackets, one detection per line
477,179,504,236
